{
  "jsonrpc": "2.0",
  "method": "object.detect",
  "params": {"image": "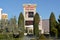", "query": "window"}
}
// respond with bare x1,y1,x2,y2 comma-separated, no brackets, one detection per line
25,21,33,25
28,12,34,17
